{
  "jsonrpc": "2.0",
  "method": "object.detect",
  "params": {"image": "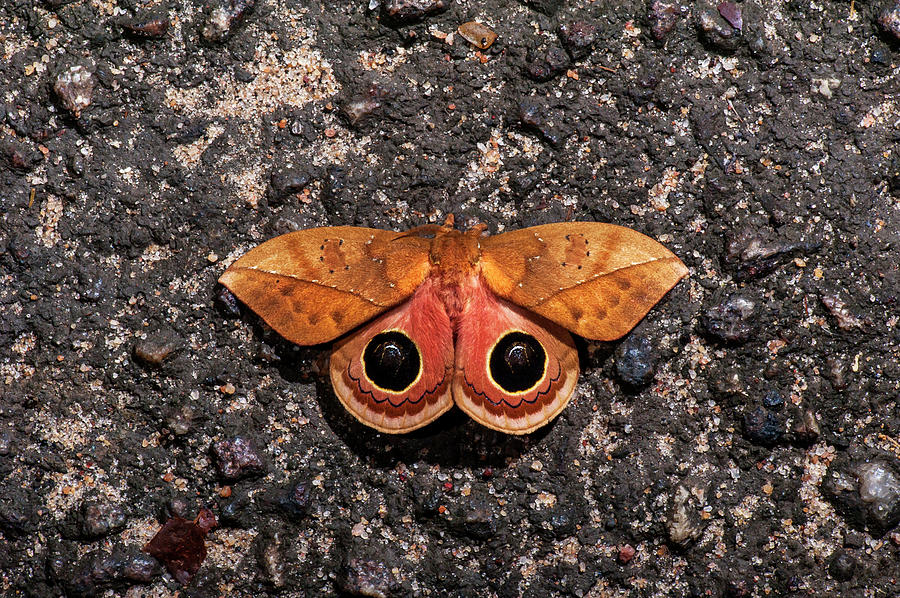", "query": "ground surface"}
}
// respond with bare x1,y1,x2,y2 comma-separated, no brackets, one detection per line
2,0,900,596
